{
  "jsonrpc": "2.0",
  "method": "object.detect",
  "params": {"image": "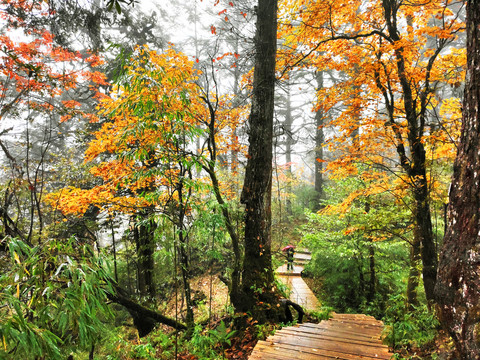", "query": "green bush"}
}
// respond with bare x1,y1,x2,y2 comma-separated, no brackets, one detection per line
308,307,334,322
187,320,237,359
382,294,440,350
0,237,114,359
